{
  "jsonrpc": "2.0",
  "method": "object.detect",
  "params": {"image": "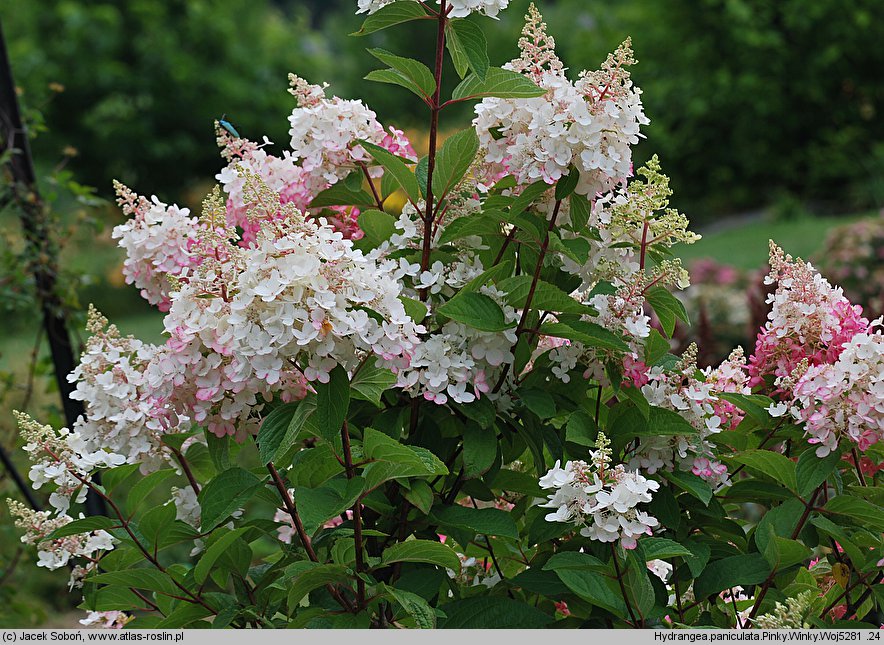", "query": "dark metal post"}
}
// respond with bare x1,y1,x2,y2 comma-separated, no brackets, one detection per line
0,19,105,516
